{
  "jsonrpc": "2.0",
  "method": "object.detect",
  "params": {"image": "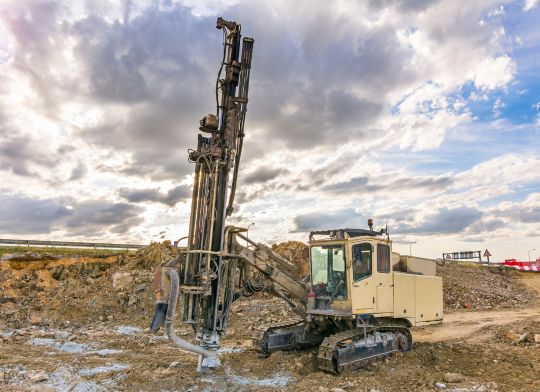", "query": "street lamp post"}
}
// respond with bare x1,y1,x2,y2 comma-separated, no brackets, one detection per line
409,241,417,256
528,248,536,262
